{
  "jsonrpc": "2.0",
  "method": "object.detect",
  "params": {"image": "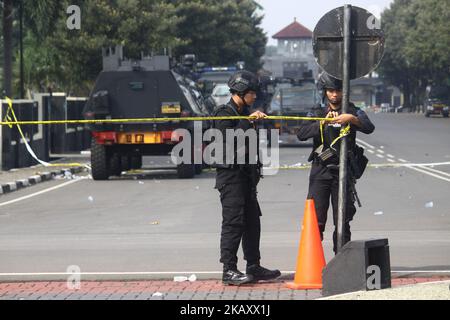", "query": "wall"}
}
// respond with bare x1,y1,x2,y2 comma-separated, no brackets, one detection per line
1,95,89,171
